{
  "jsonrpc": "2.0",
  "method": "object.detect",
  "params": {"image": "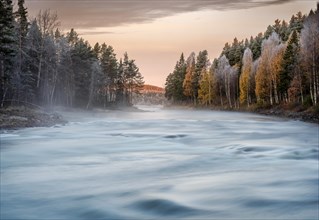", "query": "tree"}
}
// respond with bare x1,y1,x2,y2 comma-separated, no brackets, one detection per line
22,20,41,103
300,8,319,105
87,61,102,109
54,35,74,106
11,0,29,104
165,53,186,103
278,30,299,101
36,9,60,88
93,42,101,59
100,43,118,105
198,68,214,106
71,38,95,107
66,28,78,46
240,48,253,106
0,0,16,106
250,33,263,60
216,55,234,108
122,52,144,105
193,50,209,104
16,0,28,43
289,12,306,34
255,32,283,105
183,52,195,103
